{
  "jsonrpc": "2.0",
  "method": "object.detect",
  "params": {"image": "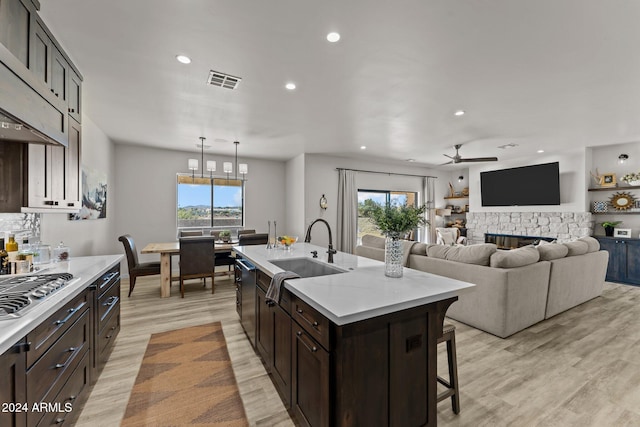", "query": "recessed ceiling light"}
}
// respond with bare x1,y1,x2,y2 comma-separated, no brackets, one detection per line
360,146,366,150
327,32,341,42
498,143,519,149
285,82,296,90
537,149,545,153
454,110,465,116
406,159,416,162
176,55,191,64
